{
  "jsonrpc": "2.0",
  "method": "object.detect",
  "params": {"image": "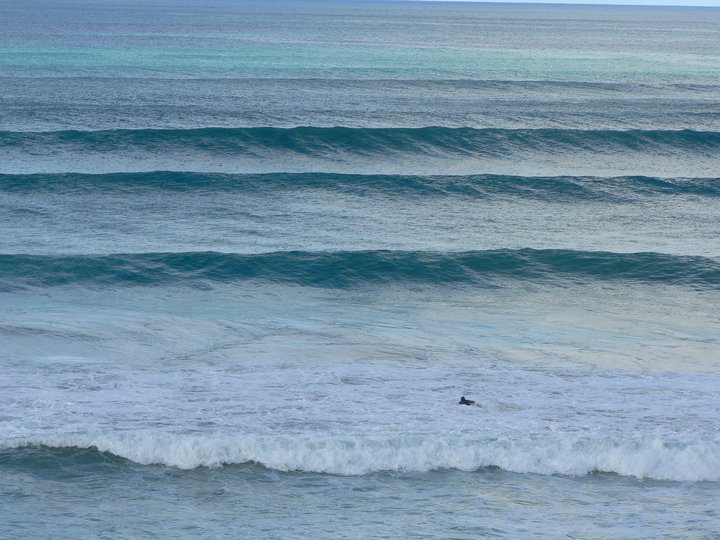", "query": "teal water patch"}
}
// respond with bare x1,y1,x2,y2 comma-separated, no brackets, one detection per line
0,445,129,480
1,41,717,82
1,249,718,290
